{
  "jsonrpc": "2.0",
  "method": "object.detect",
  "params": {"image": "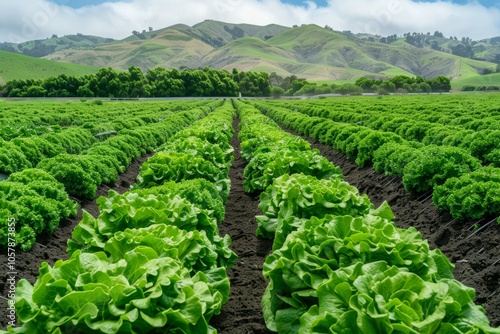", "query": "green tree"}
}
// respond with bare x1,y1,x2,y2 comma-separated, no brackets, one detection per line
426,76,451,92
